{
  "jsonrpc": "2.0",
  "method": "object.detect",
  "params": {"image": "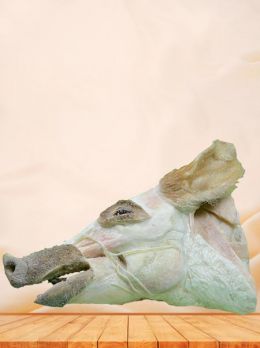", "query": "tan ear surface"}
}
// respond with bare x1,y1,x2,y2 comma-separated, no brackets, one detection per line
194,196,249,268
159,139,245,213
